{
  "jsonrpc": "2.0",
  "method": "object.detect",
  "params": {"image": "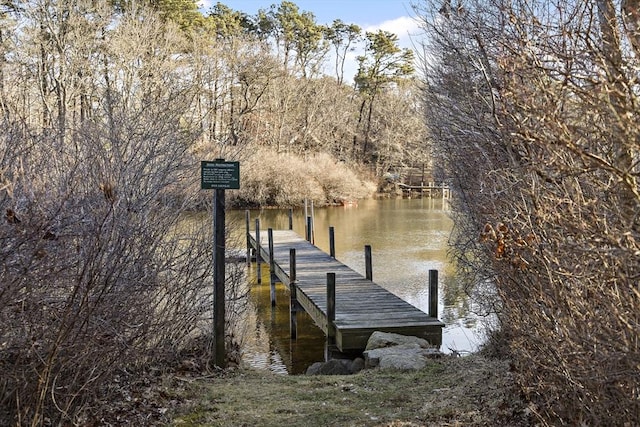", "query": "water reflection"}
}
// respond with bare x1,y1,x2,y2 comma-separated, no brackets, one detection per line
237,266,326,374
229,198,486,374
